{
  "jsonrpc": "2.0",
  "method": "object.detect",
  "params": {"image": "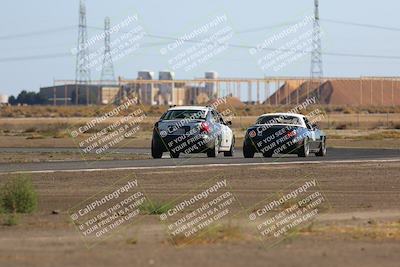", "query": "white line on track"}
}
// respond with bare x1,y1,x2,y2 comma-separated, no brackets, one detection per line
2,158,400,174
